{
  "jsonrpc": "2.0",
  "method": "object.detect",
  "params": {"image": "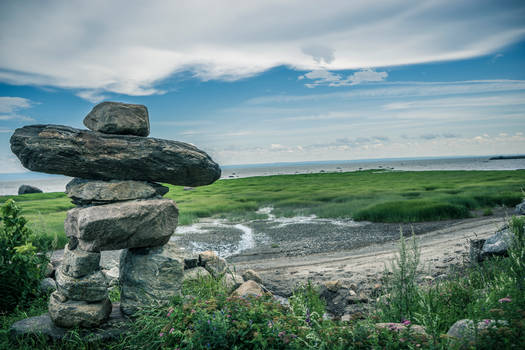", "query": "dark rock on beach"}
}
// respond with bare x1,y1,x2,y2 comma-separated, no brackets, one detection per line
66,178,169,205
18,184,42,194
84,101,150,137
10,124,221,186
